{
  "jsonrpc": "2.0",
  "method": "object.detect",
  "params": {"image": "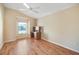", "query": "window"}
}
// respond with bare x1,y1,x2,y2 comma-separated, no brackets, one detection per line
18,22,27,34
